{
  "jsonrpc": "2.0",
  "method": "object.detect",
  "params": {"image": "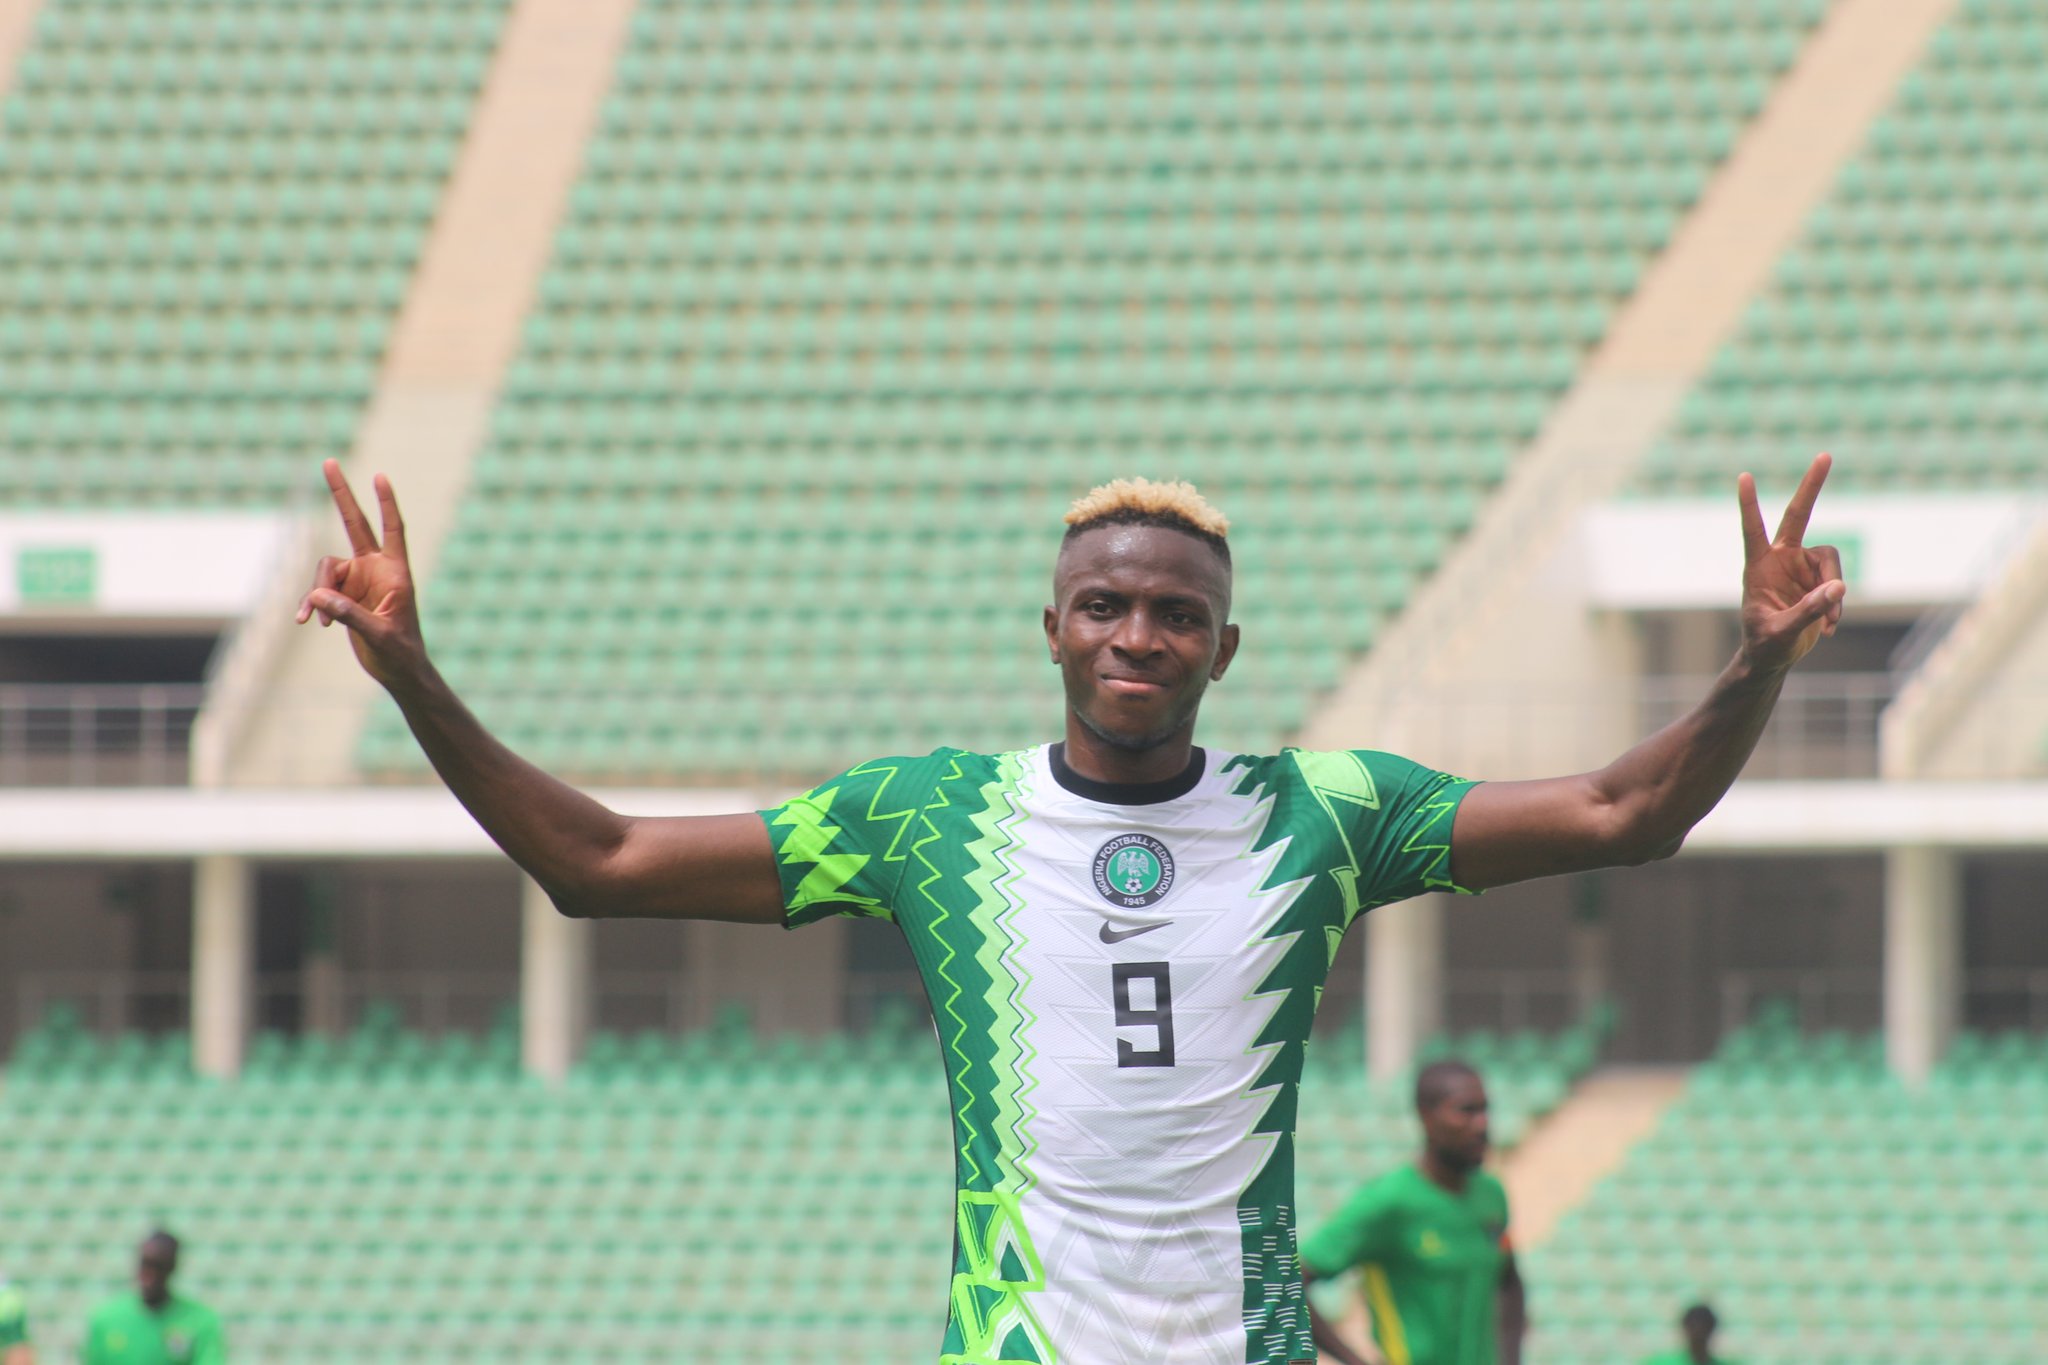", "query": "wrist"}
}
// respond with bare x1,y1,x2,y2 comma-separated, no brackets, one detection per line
380,652,444,709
